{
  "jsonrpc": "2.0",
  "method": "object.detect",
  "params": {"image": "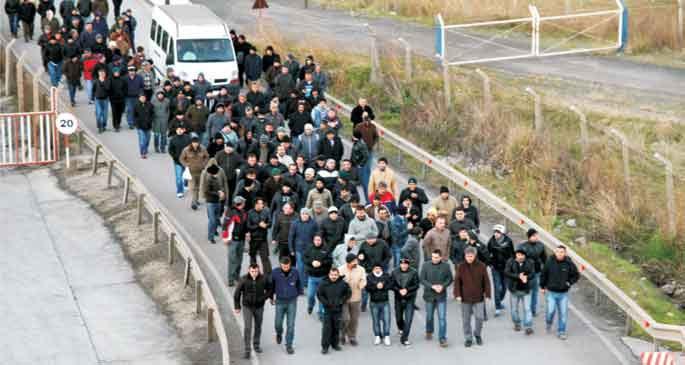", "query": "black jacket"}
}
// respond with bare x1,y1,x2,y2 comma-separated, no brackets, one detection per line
504,258,535,293
358,240,391,273
234,273,273,309
303,244,332,278
540,256,579,293
319,217,346,250
391,267,420,301
398,187,429,216
487,234,514,272
517,241,547,273
106,76,127,102
366,272,394,303
316,277,351,312
134,101,154,130
318,136,344,162
18,2,36,22
44,43,64,63
92,78,109,99
5,0,20,14
168,134,191,164
288,111,311,137
350,104,375,127
247,208,271,242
